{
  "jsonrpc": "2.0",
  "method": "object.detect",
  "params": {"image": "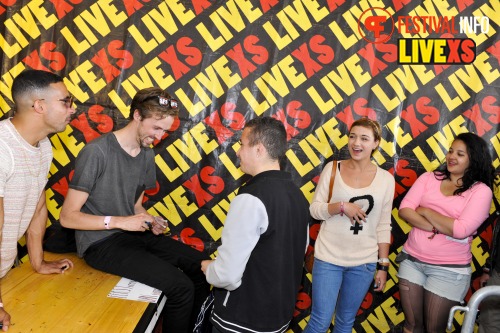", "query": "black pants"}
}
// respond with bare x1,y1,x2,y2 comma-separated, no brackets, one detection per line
84,232,210,333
